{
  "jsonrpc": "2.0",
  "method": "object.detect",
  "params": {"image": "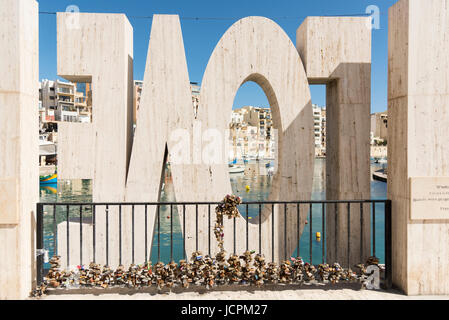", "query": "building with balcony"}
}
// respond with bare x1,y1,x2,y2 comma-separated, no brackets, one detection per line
312,104,326,157
40,79,92,124
370,111,388,144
